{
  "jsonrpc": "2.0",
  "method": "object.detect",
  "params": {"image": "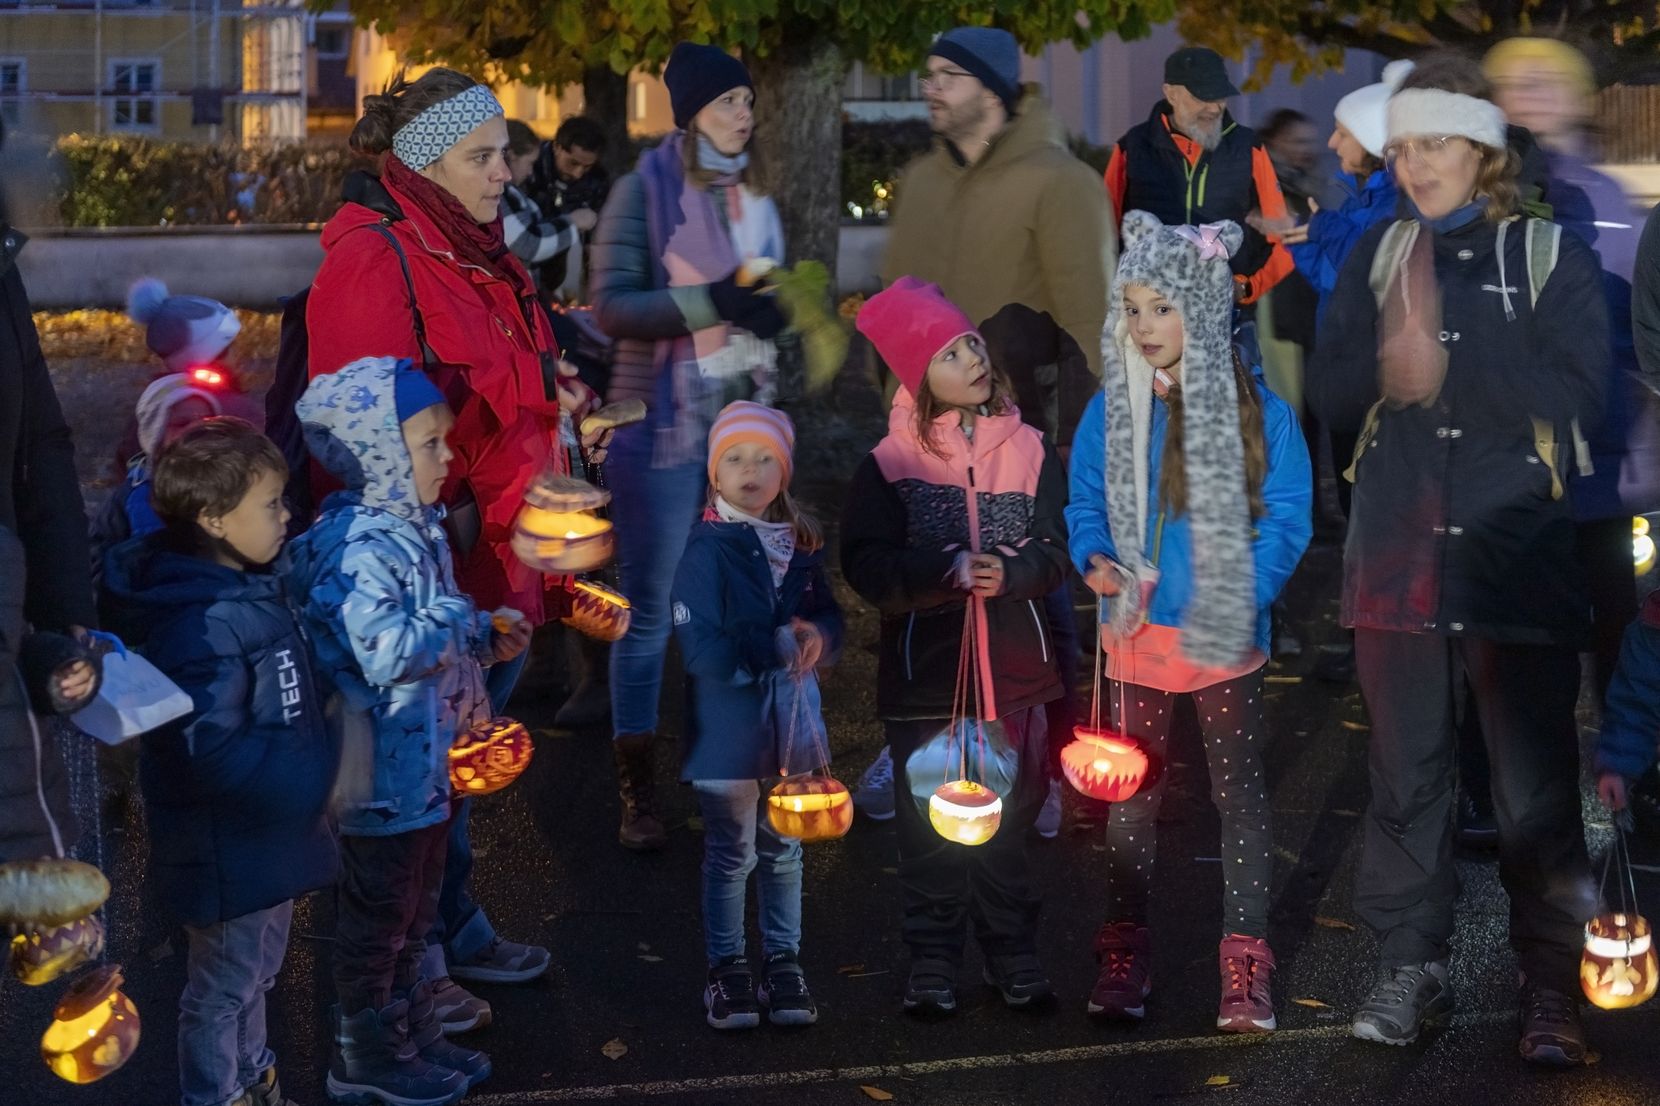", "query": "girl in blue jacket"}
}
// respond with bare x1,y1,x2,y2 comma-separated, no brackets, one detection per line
670,401,842,1032
1066,213,1311,1033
